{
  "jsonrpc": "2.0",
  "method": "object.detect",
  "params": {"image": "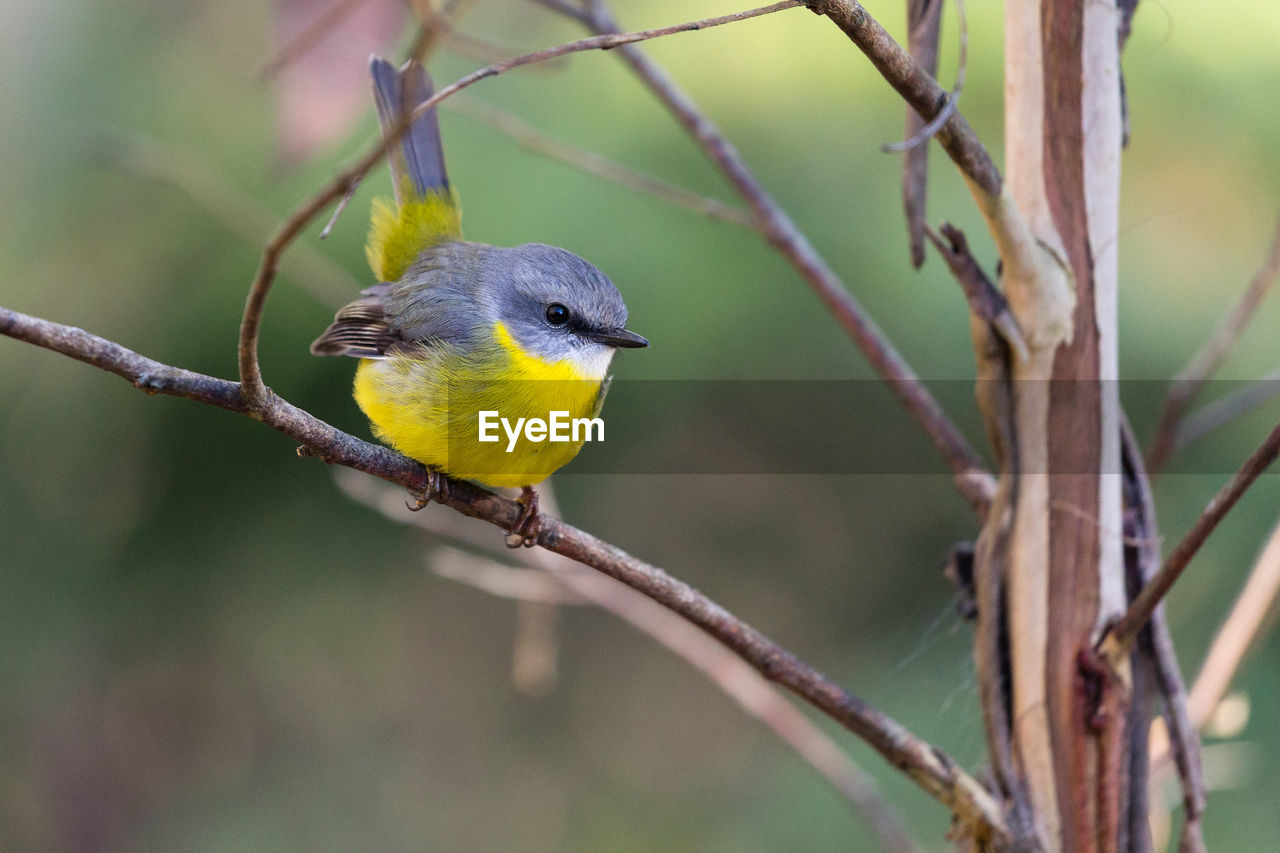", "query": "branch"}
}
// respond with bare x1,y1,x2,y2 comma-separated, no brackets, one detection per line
259,0,376,79
1120,417,1206,851
1104,417,1280,656
91,127,358,309
1168,368,1280,458
562,0,995,516
884,0,966,157
339,471,924,853
1185,515,1280,734
925,223,1028,362
808,0,1000,198
445,95,754,227
1148,216,1280,472
898,0,942,268
0,306,1007,845
235,0,807,405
